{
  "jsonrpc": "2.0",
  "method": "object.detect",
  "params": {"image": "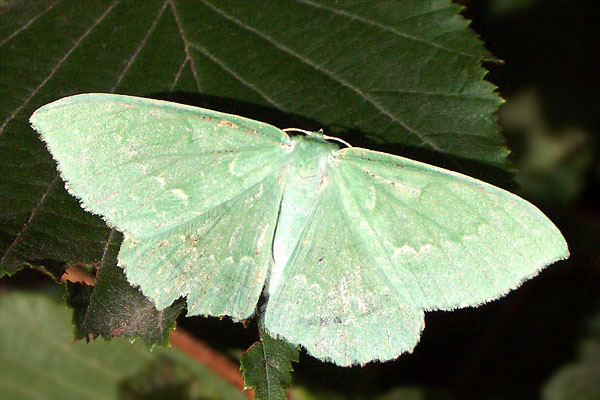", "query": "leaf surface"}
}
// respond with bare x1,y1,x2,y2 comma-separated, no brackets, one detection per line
241,321,299,400
1,0,505,278
0,291,246,400
65,234,185,346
